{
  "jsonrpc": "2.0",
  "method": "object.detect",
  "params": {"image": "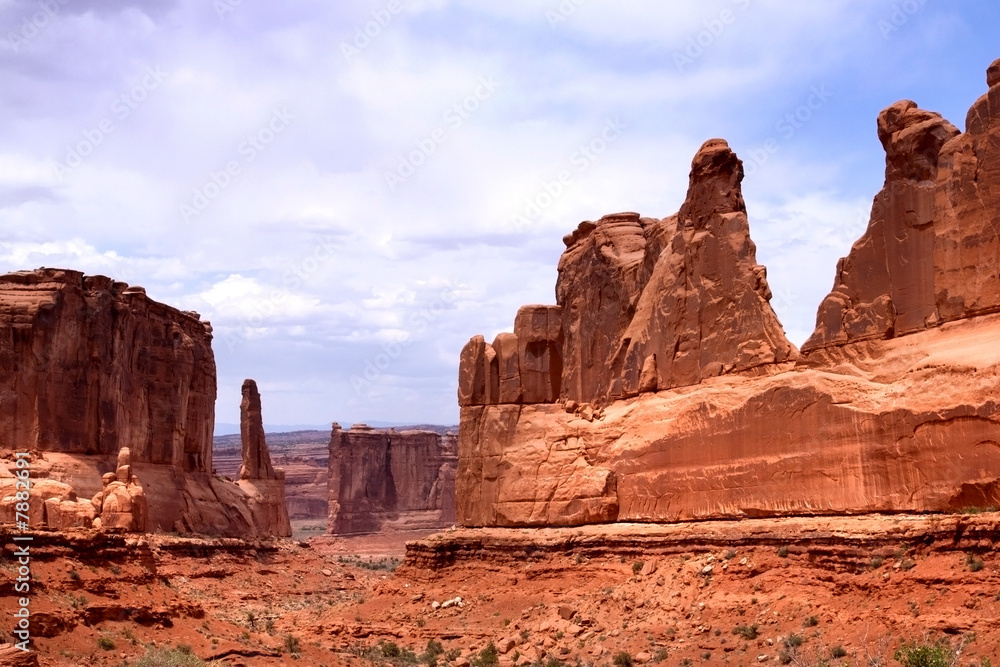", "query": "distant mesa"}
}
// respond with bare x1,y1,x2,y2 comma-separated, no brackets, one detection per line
457,56,1000,528
328,422,457,535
